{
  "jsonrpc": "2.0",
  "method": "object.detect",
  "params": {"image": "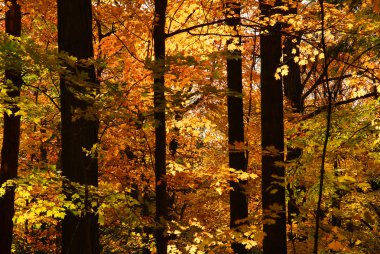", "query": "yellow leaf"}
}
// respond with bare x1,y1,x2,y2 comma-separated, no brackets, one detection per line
281,65,289,76
215,187,223,195
299,59,308,66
